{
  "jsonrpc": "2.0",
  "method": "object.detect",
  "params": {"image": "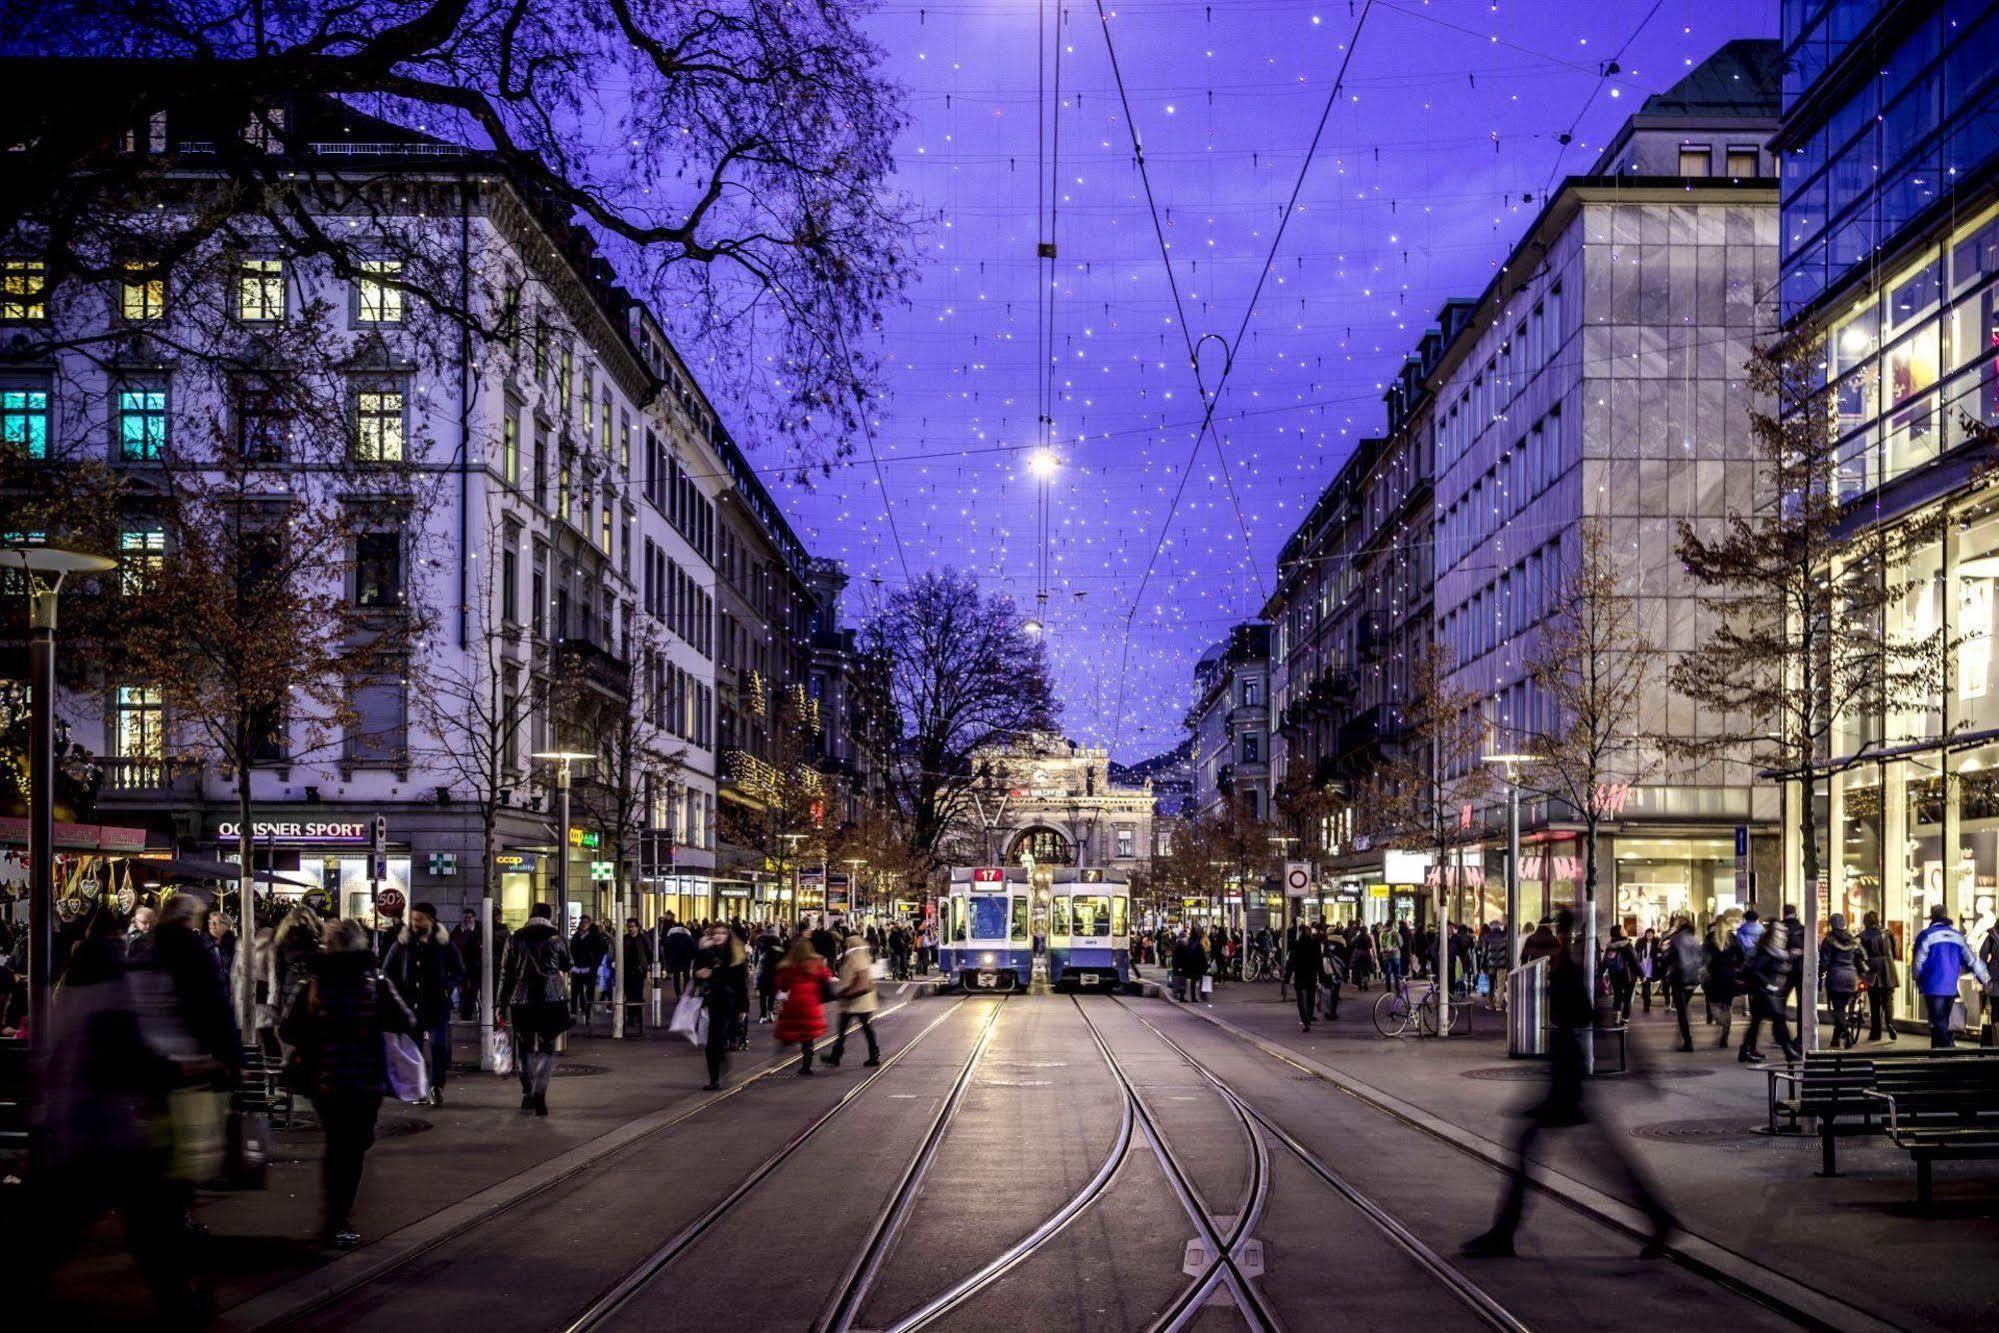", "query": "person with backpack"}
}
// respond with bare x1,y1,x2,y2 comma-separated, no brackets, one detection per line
1739,920,1800,1064
498,903,572,1115
1320,926,1350,1021
1601,925,1639,1022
